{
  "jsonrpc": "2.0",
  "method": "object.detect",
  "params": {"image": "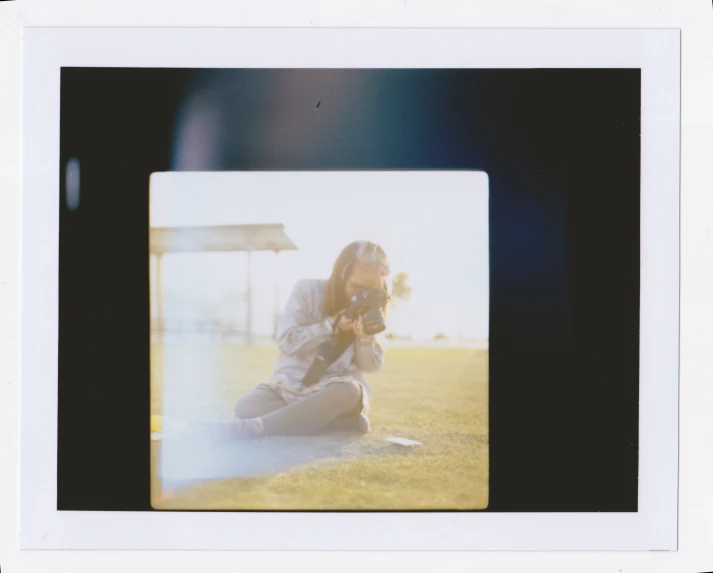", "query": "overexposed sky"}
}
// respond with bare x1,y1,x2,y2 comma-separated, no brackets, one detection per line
150,171,489,340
